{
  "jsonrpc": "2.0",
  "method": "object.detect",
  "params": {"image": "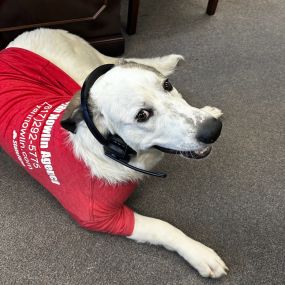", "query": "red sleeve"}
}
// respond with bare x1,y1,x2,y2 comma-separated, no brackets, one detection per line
80,202,135,236
69,179,136,236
